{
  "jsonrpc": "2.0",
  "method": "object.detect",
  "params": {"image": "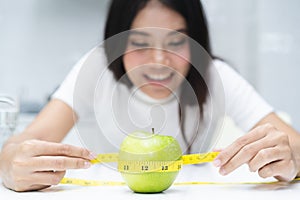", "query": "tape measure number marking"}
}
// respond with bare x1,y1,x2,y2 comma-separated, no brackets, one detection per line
118,160,183,173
